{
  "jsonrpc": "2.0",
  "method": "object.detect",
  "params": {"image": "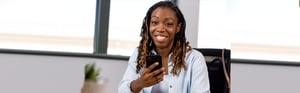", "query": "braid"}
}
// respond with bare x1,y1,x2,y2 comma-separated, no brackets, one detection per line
136,1,192,75
171,38,191,75
136,18,150,73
